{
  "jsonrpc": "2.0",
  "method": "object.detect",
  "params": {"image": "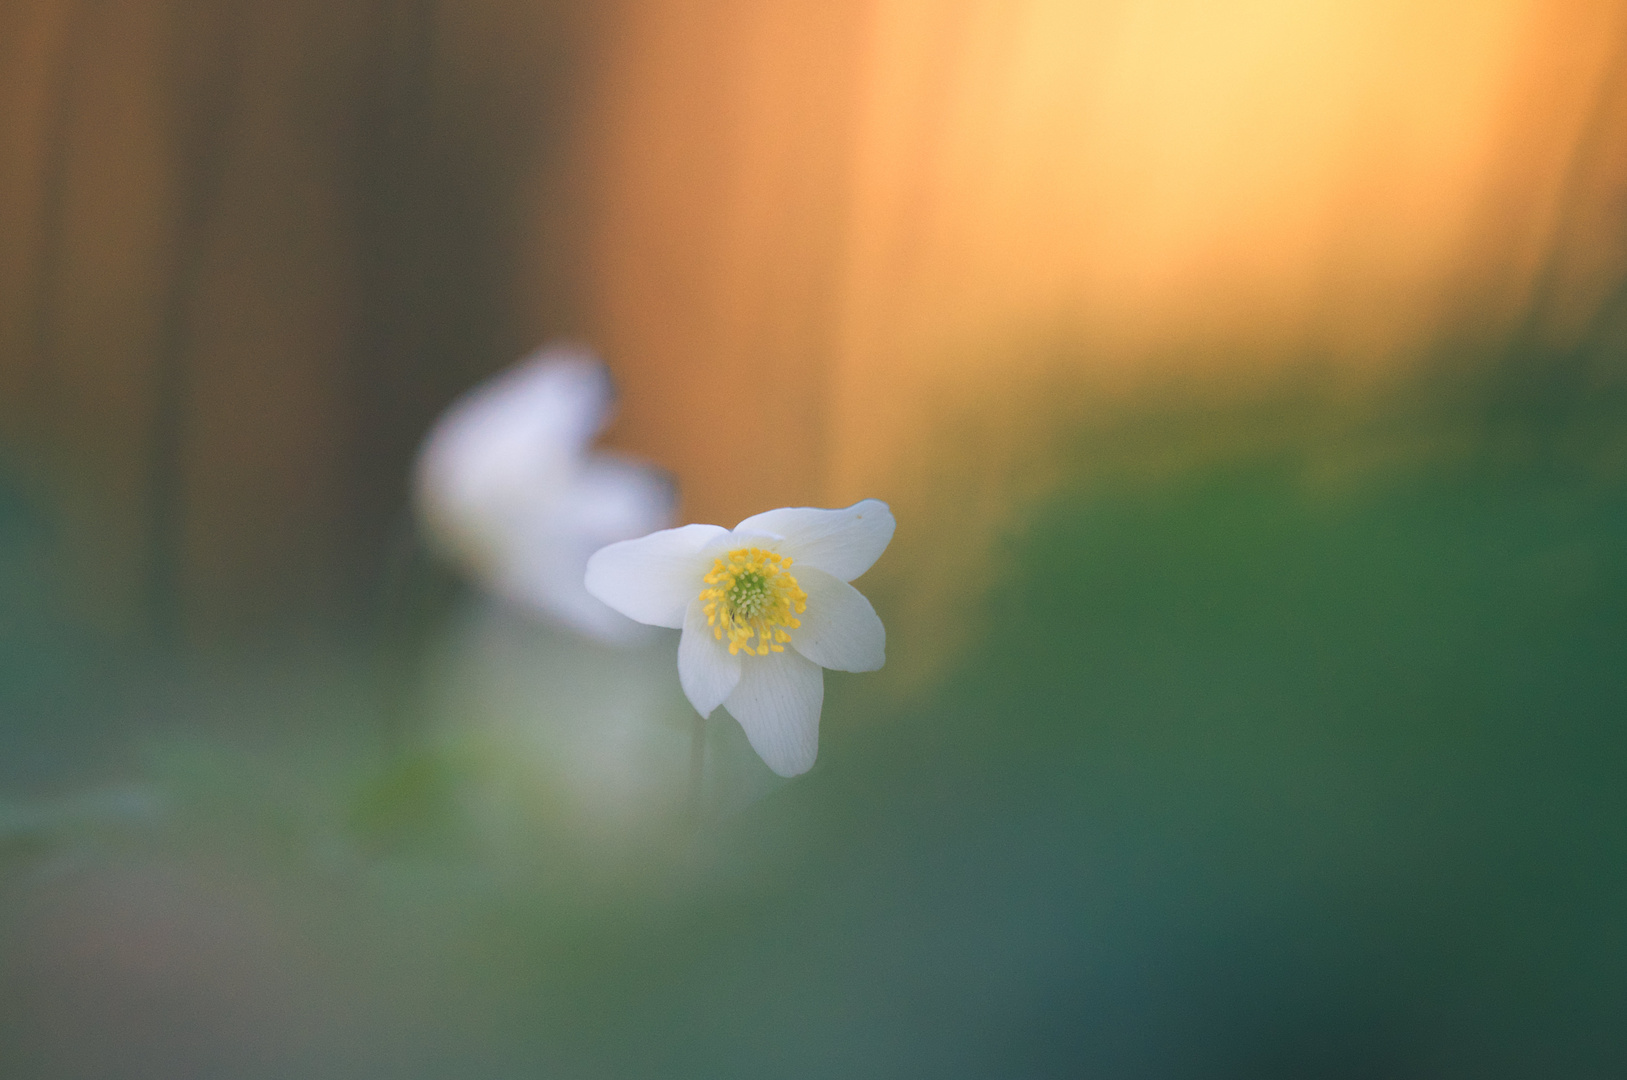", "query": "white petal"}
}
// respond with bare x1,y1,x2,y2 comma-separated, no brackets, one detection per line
584,524,725,629
734,499,895,581
495,531,656,645
790,566,885,672
483,344,614,454
678,597,741,716
565,455,676,541
724,649,824,777
415,345,631,593
415,346,610,522
481,455,675,644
